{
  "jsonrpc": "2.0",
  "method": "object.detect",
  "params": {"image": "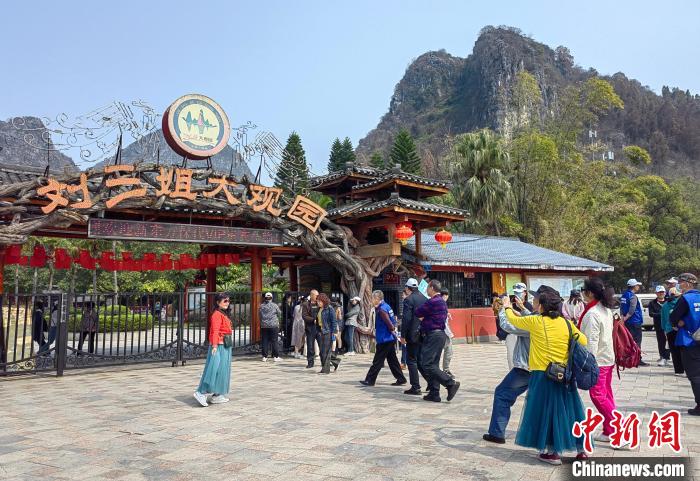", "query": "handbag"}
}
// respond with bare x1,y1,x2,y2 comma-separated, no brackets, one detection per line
543,317,568,384
223,334,233,348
